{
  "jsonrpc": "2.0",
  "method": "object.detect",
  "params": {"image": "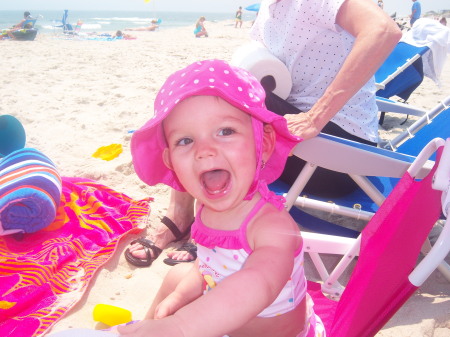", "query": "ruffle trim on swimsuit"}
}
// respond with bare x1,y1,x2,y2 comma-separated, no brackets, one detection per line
192,182,286,251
